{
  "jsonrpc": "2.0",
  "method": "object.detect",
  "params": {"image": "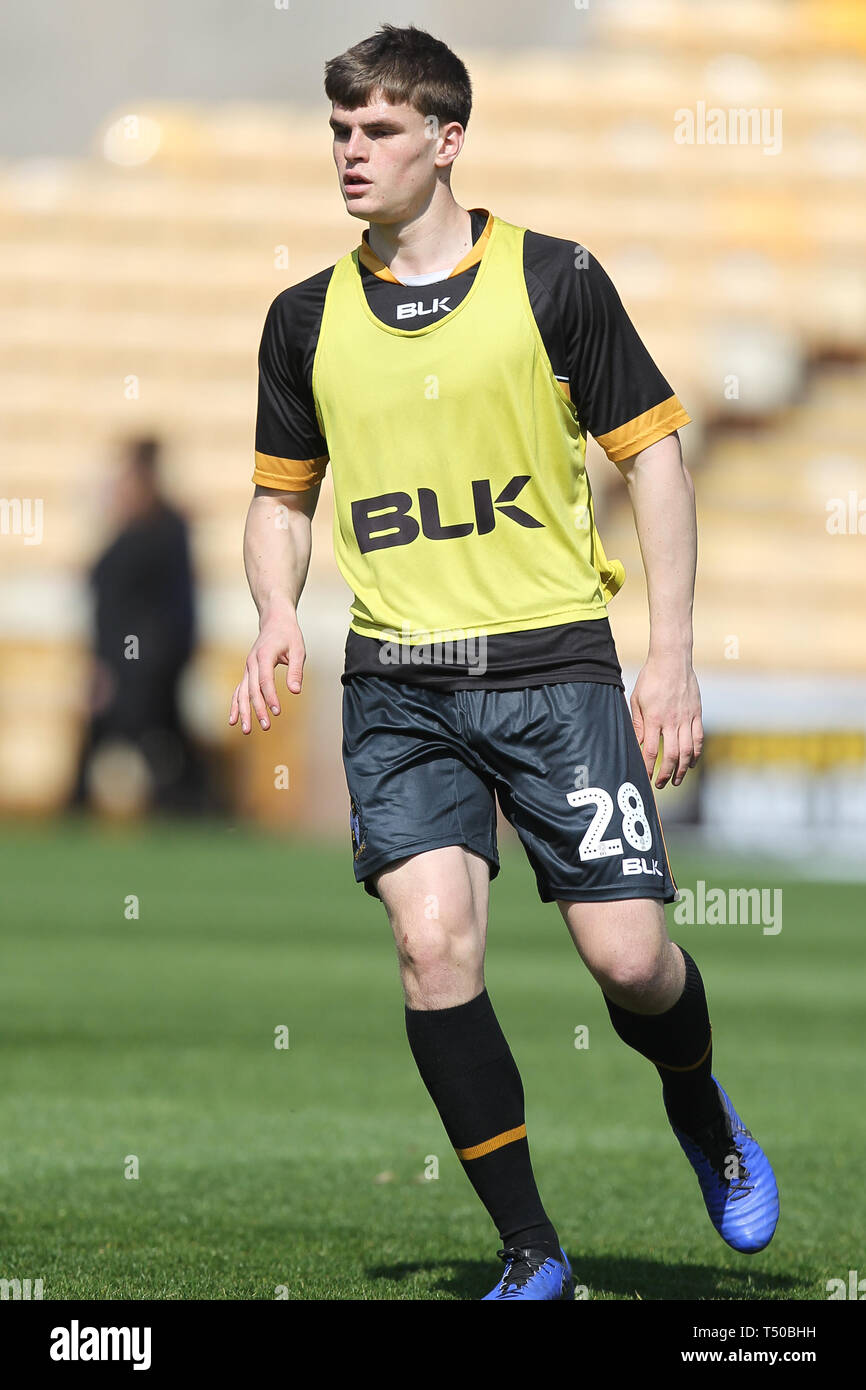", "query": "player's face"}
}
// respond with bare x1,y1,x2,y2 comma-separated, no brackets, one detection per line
330,96,454,224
